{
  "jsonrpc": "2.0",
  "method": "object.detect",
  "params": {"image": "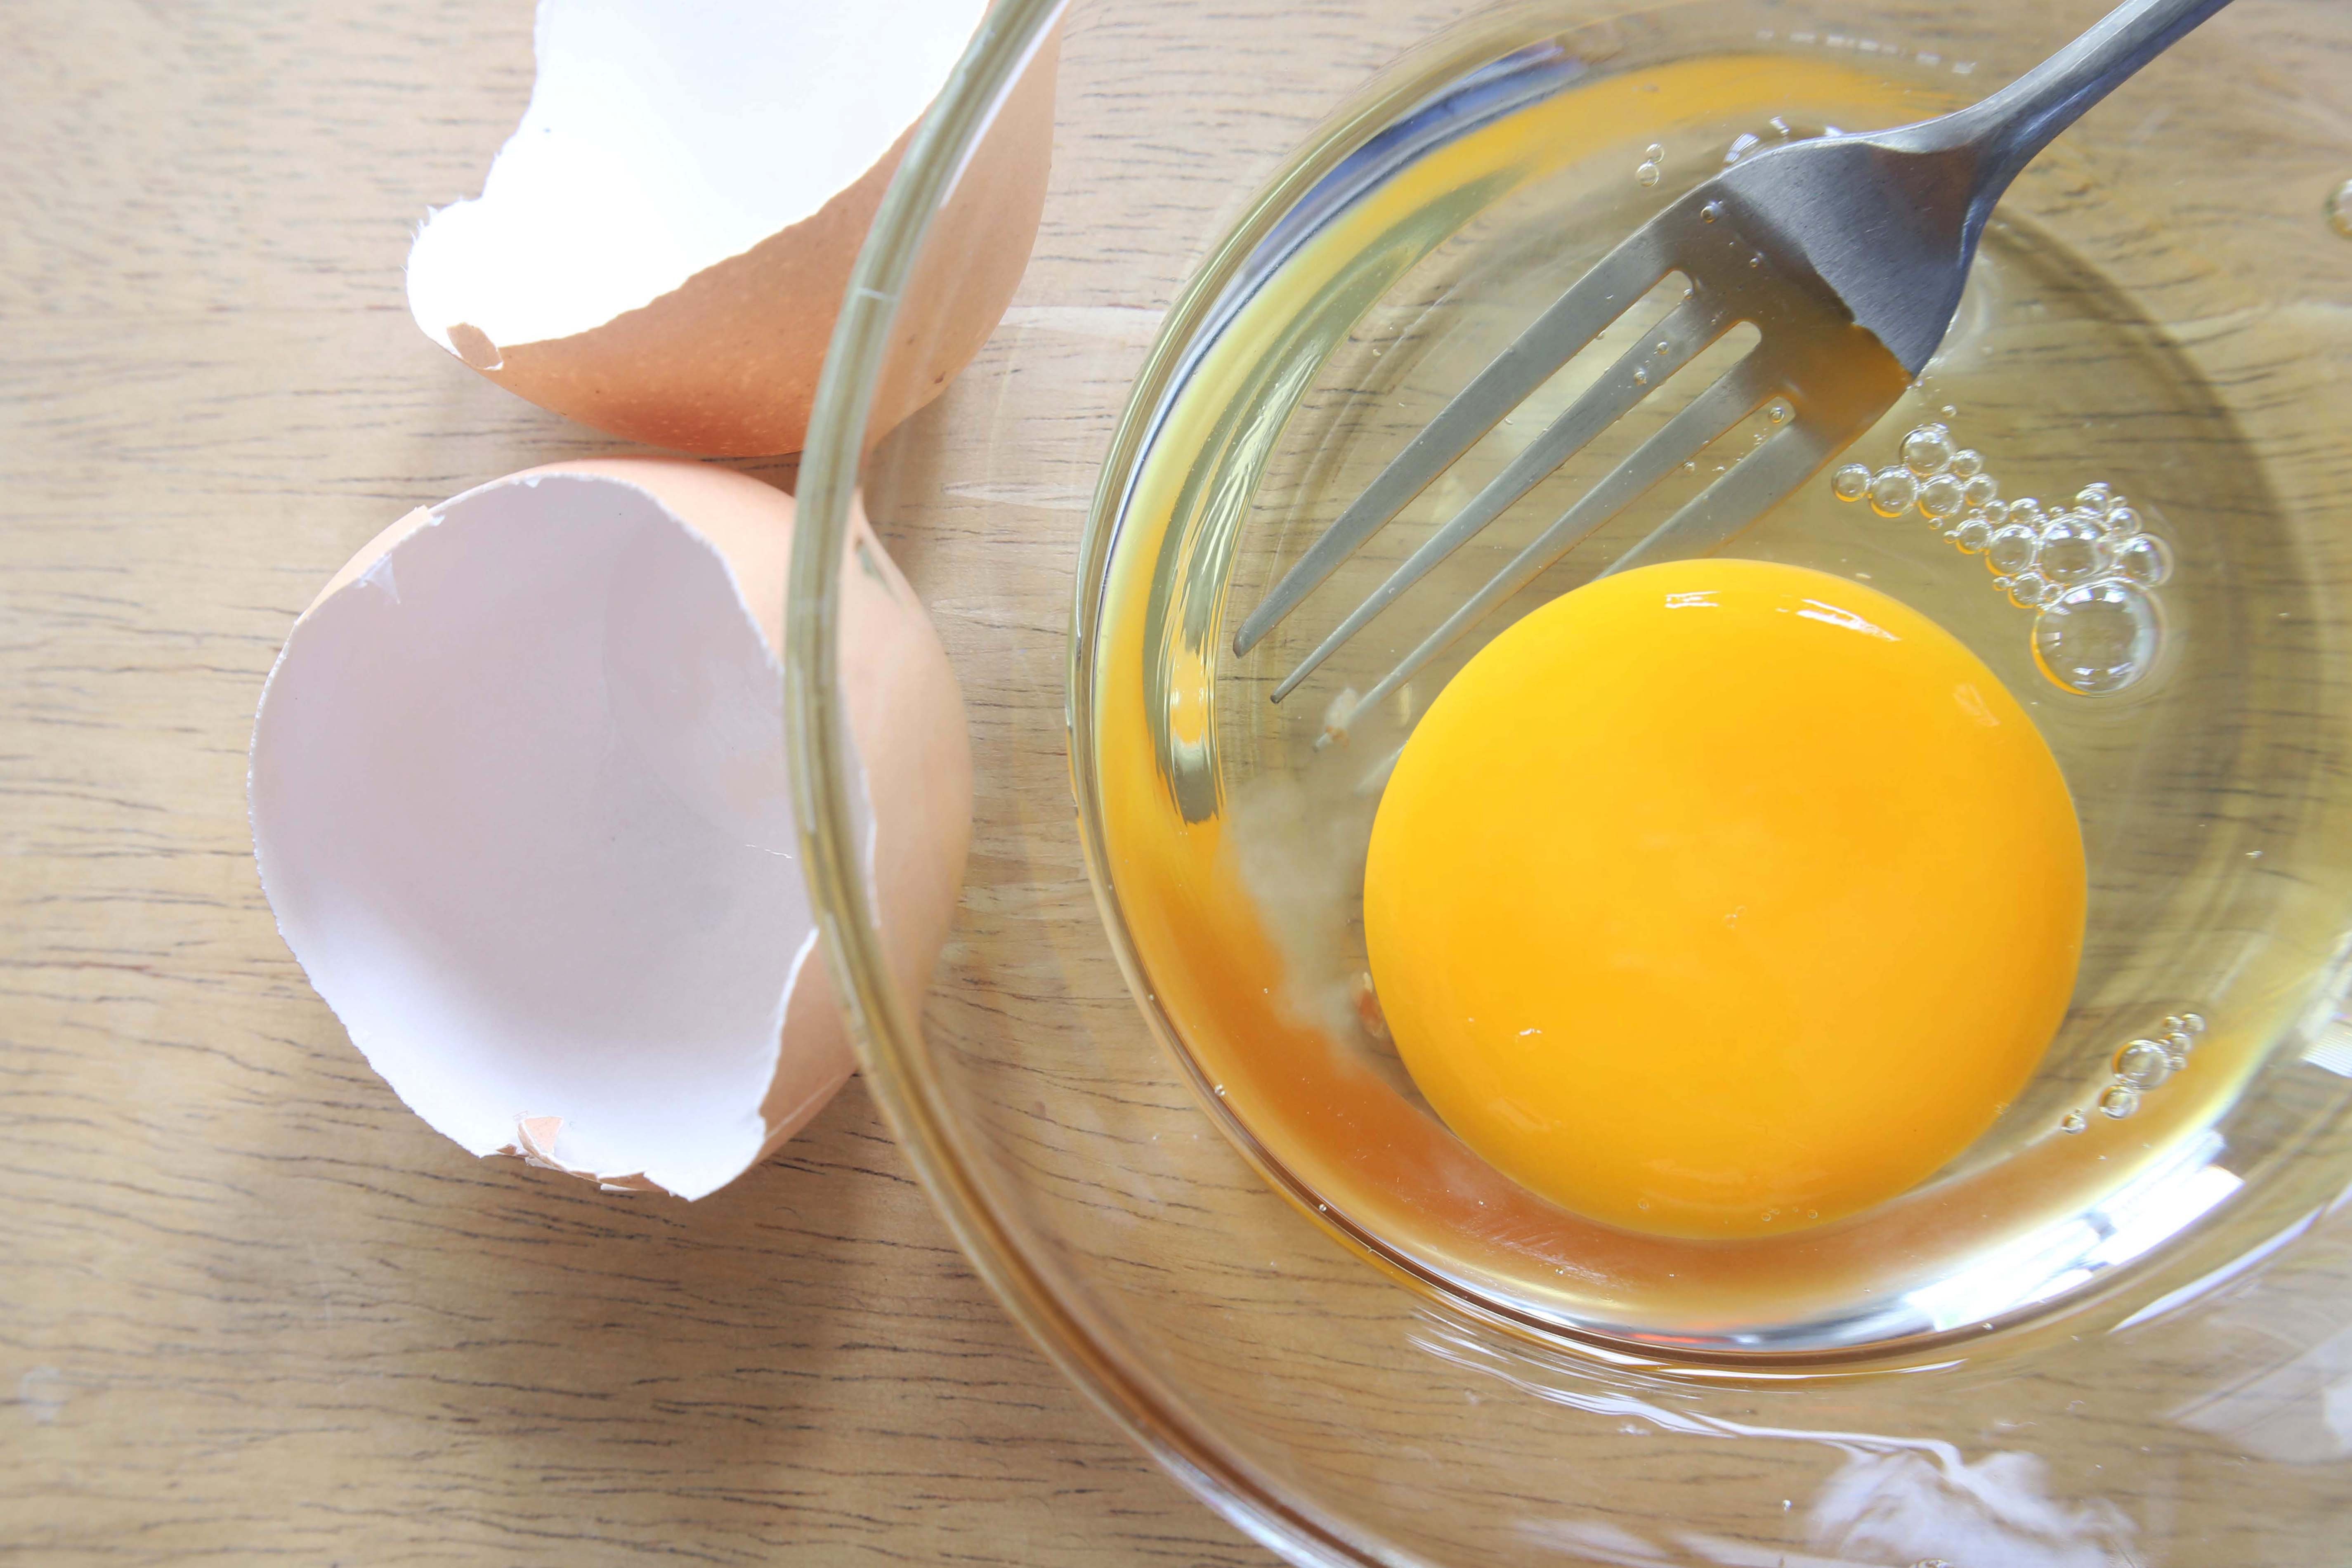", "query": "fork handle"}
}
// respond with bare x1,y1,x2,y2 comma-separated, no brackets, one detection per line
1911,0,2234,206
